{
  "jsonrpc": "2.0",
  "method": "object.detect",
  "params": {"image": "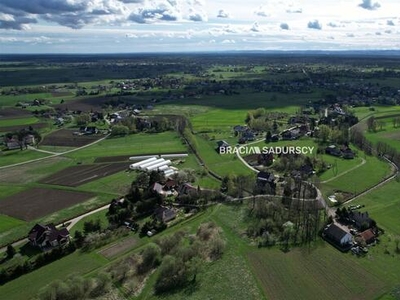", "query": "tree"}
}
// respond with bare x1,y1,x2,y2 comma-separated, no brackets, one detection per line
6,245,16,259
317,124,331,143
73,231,85,248
137,243,162,274
110,125,129,137
265,130,272,143
135,172,150,188
366,116,376,132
